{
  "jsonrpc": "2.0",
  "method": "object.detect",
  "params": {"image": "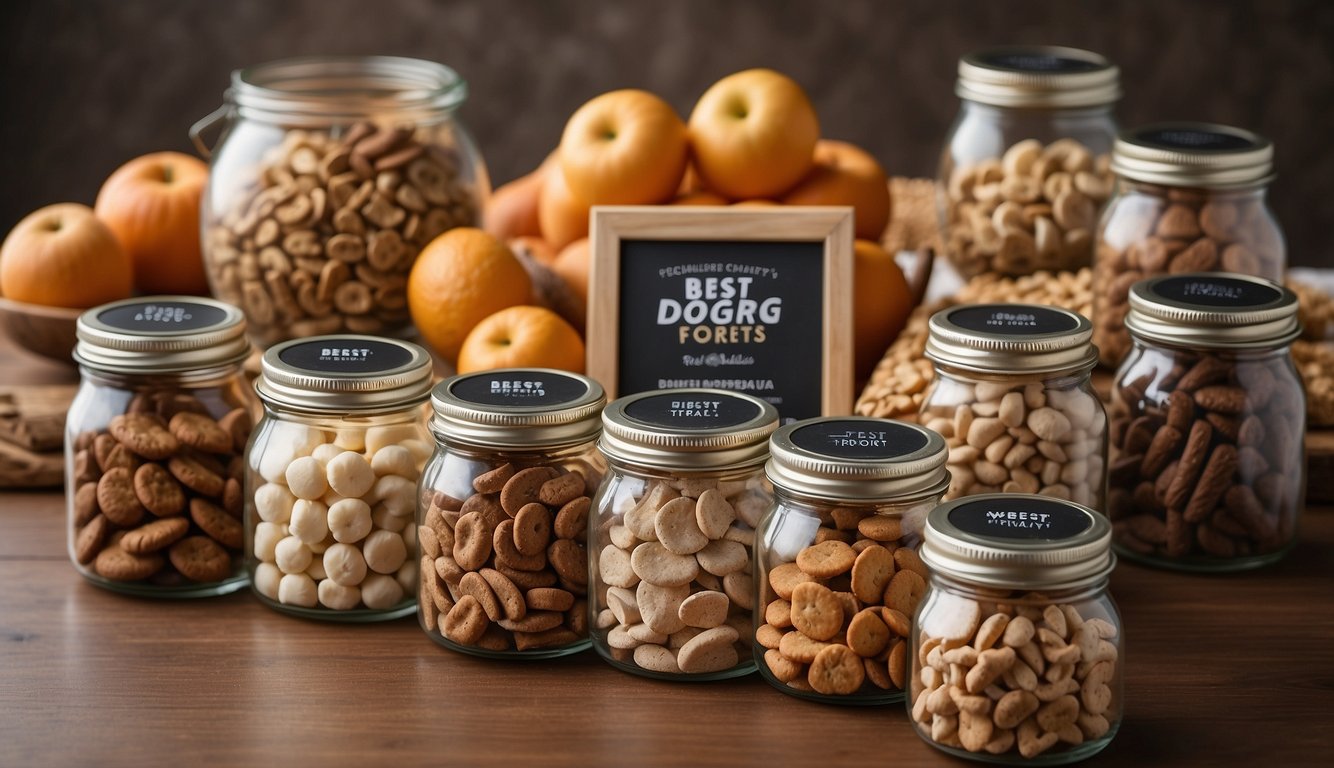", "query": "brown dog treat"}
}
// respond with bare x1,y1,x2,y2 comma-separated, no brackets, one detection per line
512,502,552,556
133,463,186,517
796,540,857,578
473,462,515,494
459,571,504,621
892,547,930,579
442,595,489,645
850,544,896,605
1194,385,1248,415
218,408,253,452
168,535,233,582
847,608,892,658
1165,420,1214,510
1139,425,1183,477
479,568,527,621
514,627,581,651
222,478,244,518
500,466,560,516
189,498,243,549
496,610,565,633
460,493,507,532
122,516,190,554
808,644,866,695
857,515,904,542
108,413,179,460
884,569,928,617
73,482,101,526
452,512,493,571
94,541,164,581
539,472,585,507
168,455,226,497
497,565,558,590
1184,444,1239,523
547,539,587,586
553,496,591,540
74,514,110,565
790,582,843,642
93,433,118,473
768,562,814,600
525,587,575,612
169,412,233,454
888,639,908,688
96,467,146,527
493,520,546,571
